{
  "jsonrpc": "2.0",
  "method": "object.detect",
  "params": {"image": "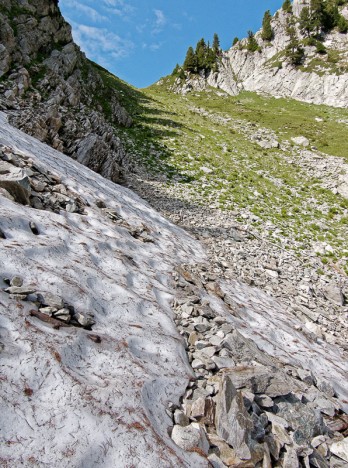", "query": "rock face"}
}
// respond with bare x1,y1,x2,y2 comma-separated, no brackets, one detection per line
0,0,132,182
174,3,348,108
